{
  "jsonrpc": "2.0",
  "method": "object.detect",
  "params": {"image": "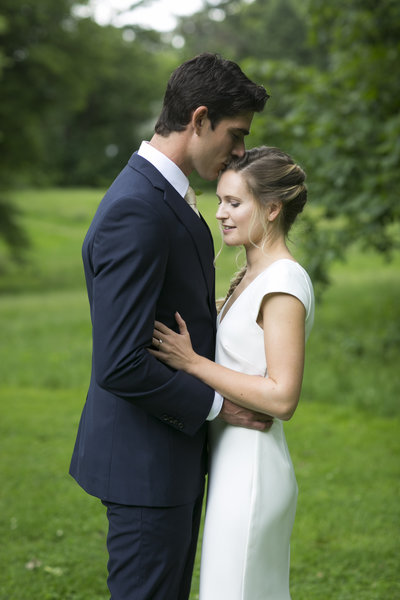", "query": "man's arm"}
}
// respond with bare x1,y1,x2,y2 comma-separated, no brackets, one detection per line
90,194,214,433
208,392,273,430
219,398,273,431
